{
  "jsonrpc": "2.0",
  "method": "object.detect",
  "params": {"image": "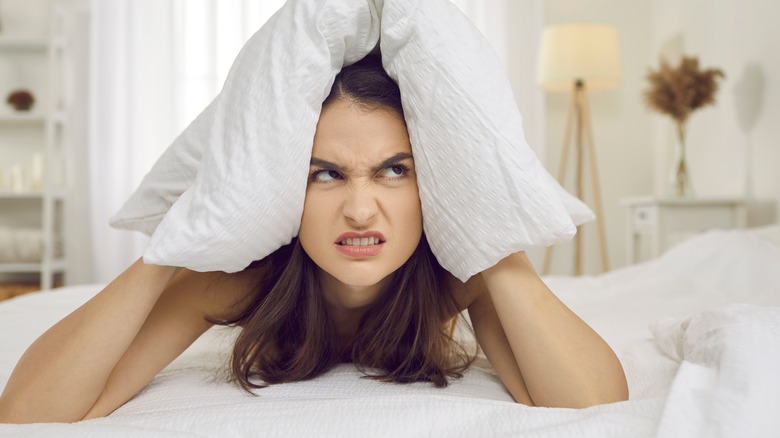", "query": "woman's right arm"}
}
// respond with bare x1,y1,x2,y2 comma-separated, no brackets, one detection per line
0,257,256,424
